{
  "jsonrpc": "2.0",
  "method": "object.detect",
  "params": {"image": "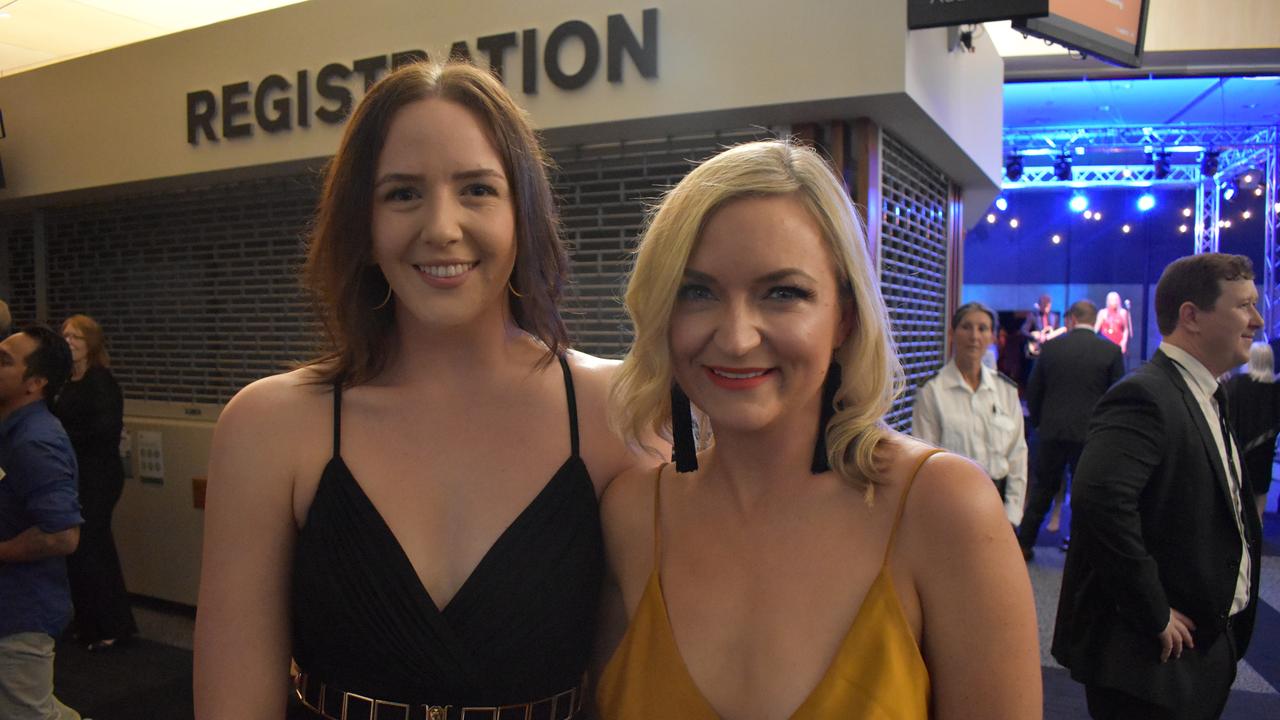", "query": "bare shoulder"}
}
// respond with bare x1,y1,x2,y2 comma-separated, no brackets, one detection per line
564,349,621,386
209,366,332,484
564,350,658,492
600,462,662,590
894,438,1009,550
217,367,331,439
